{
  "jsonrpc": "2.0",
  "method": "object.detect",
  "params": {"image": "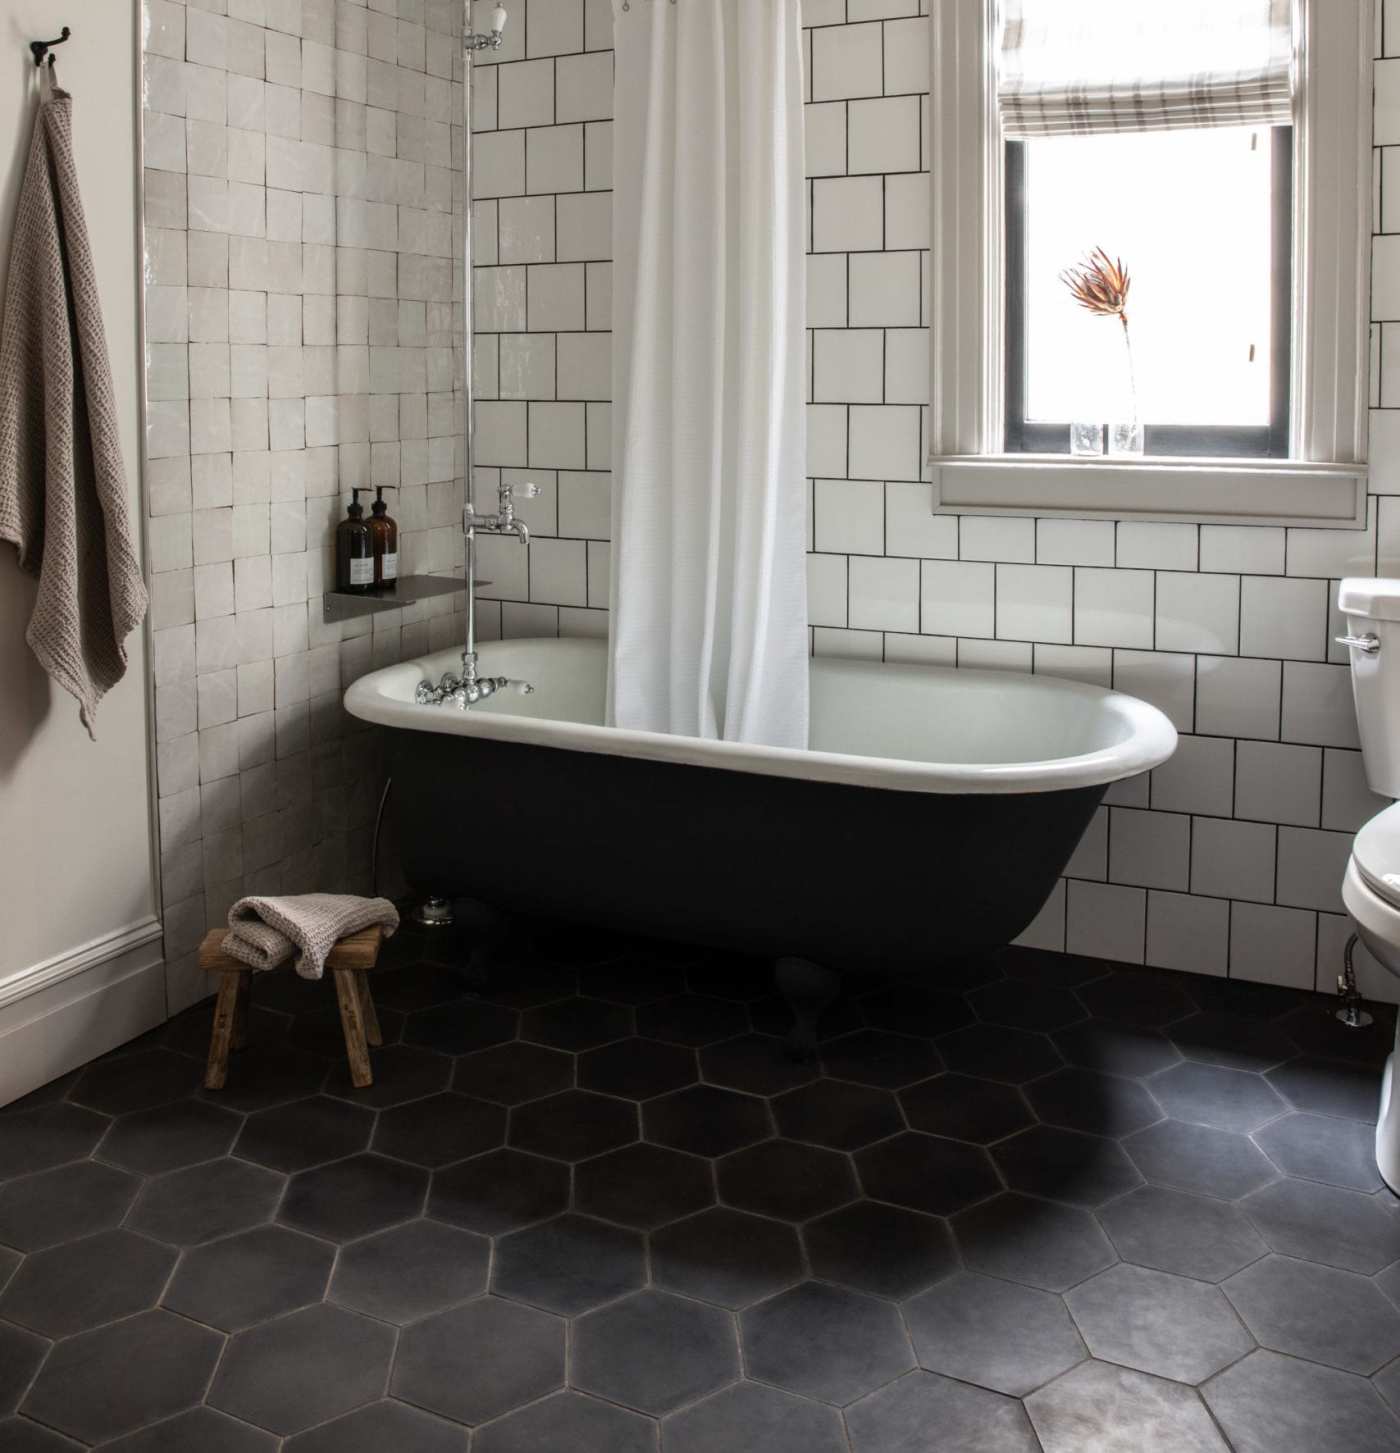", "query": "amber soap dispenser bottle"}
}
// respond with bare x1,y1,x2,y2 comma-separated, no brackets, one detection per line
336,489,374,594
369,486,399,589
